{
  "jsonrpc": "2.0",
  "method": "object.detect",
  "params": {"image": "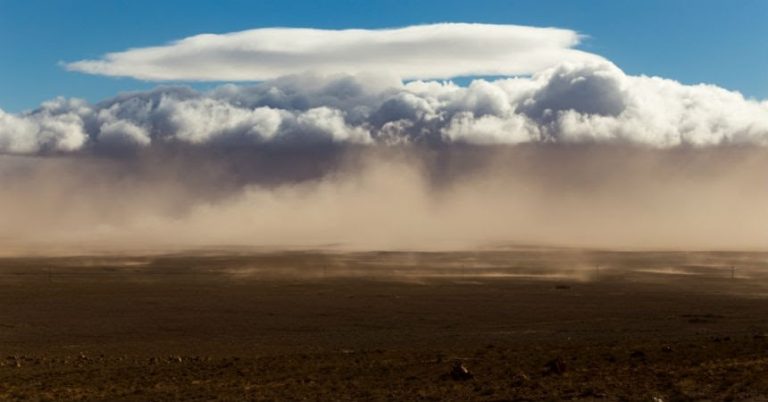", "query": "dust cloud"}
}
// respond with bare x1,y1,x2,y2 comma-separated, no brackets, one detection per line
1,144,766,255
